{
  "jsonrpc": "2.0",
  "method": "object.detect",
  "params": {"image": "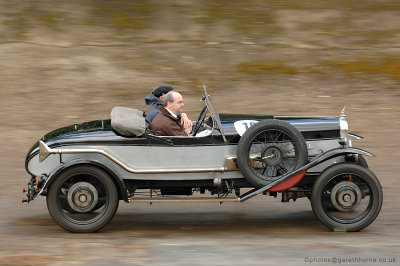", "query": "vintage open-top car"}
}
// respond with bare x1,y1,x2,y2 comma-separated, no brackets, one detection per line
23,86,383,233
